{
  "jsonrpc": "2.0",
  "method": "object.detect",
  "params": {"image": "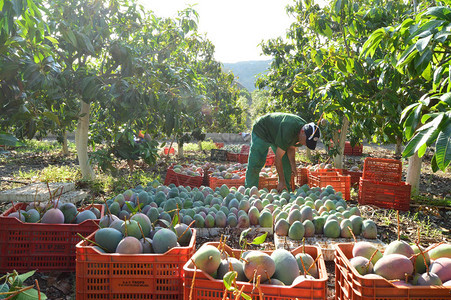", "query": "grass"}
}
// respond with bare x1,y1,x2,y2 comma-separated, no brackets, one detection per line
412,194,451,207
183,140,217,152
79,170,161,199
15,139,76,154
14,165,81,183
373,209,443,241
